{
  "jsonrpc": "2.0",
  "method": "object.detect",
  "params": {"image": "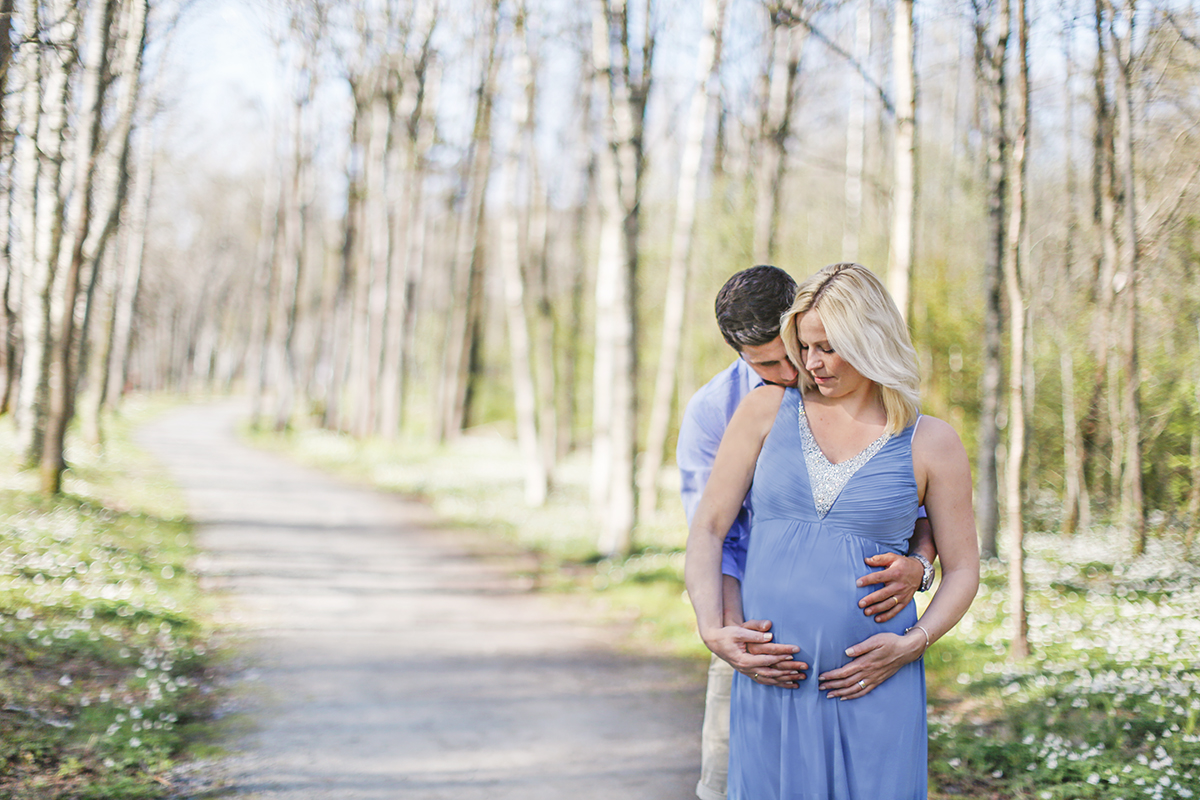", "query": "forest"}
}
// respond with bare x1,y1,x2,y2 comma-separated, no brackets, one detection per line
1,0,1200,662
